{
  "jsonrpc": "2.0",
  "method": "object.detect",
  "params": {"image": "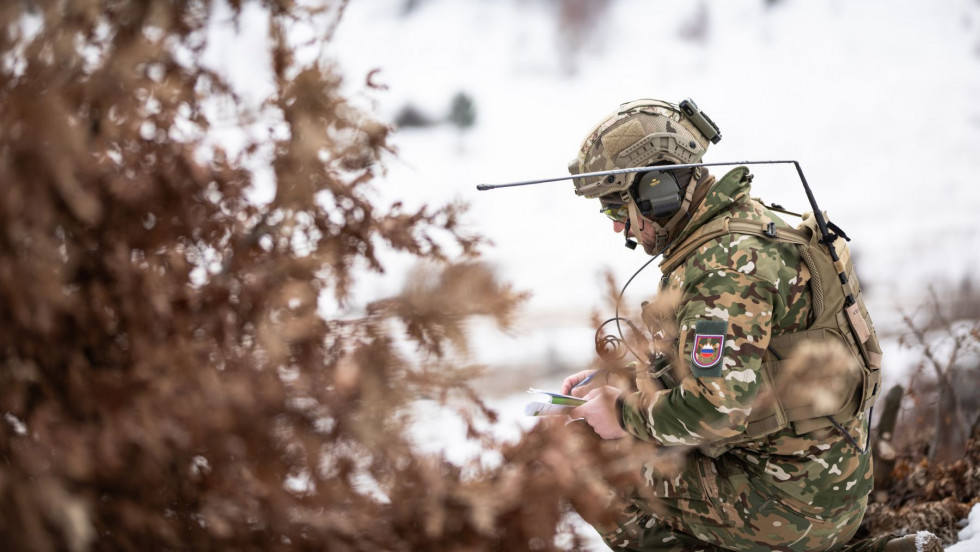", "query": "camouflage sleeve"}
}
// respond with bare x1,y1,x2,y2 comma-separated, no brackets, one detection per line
620,267,777,446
